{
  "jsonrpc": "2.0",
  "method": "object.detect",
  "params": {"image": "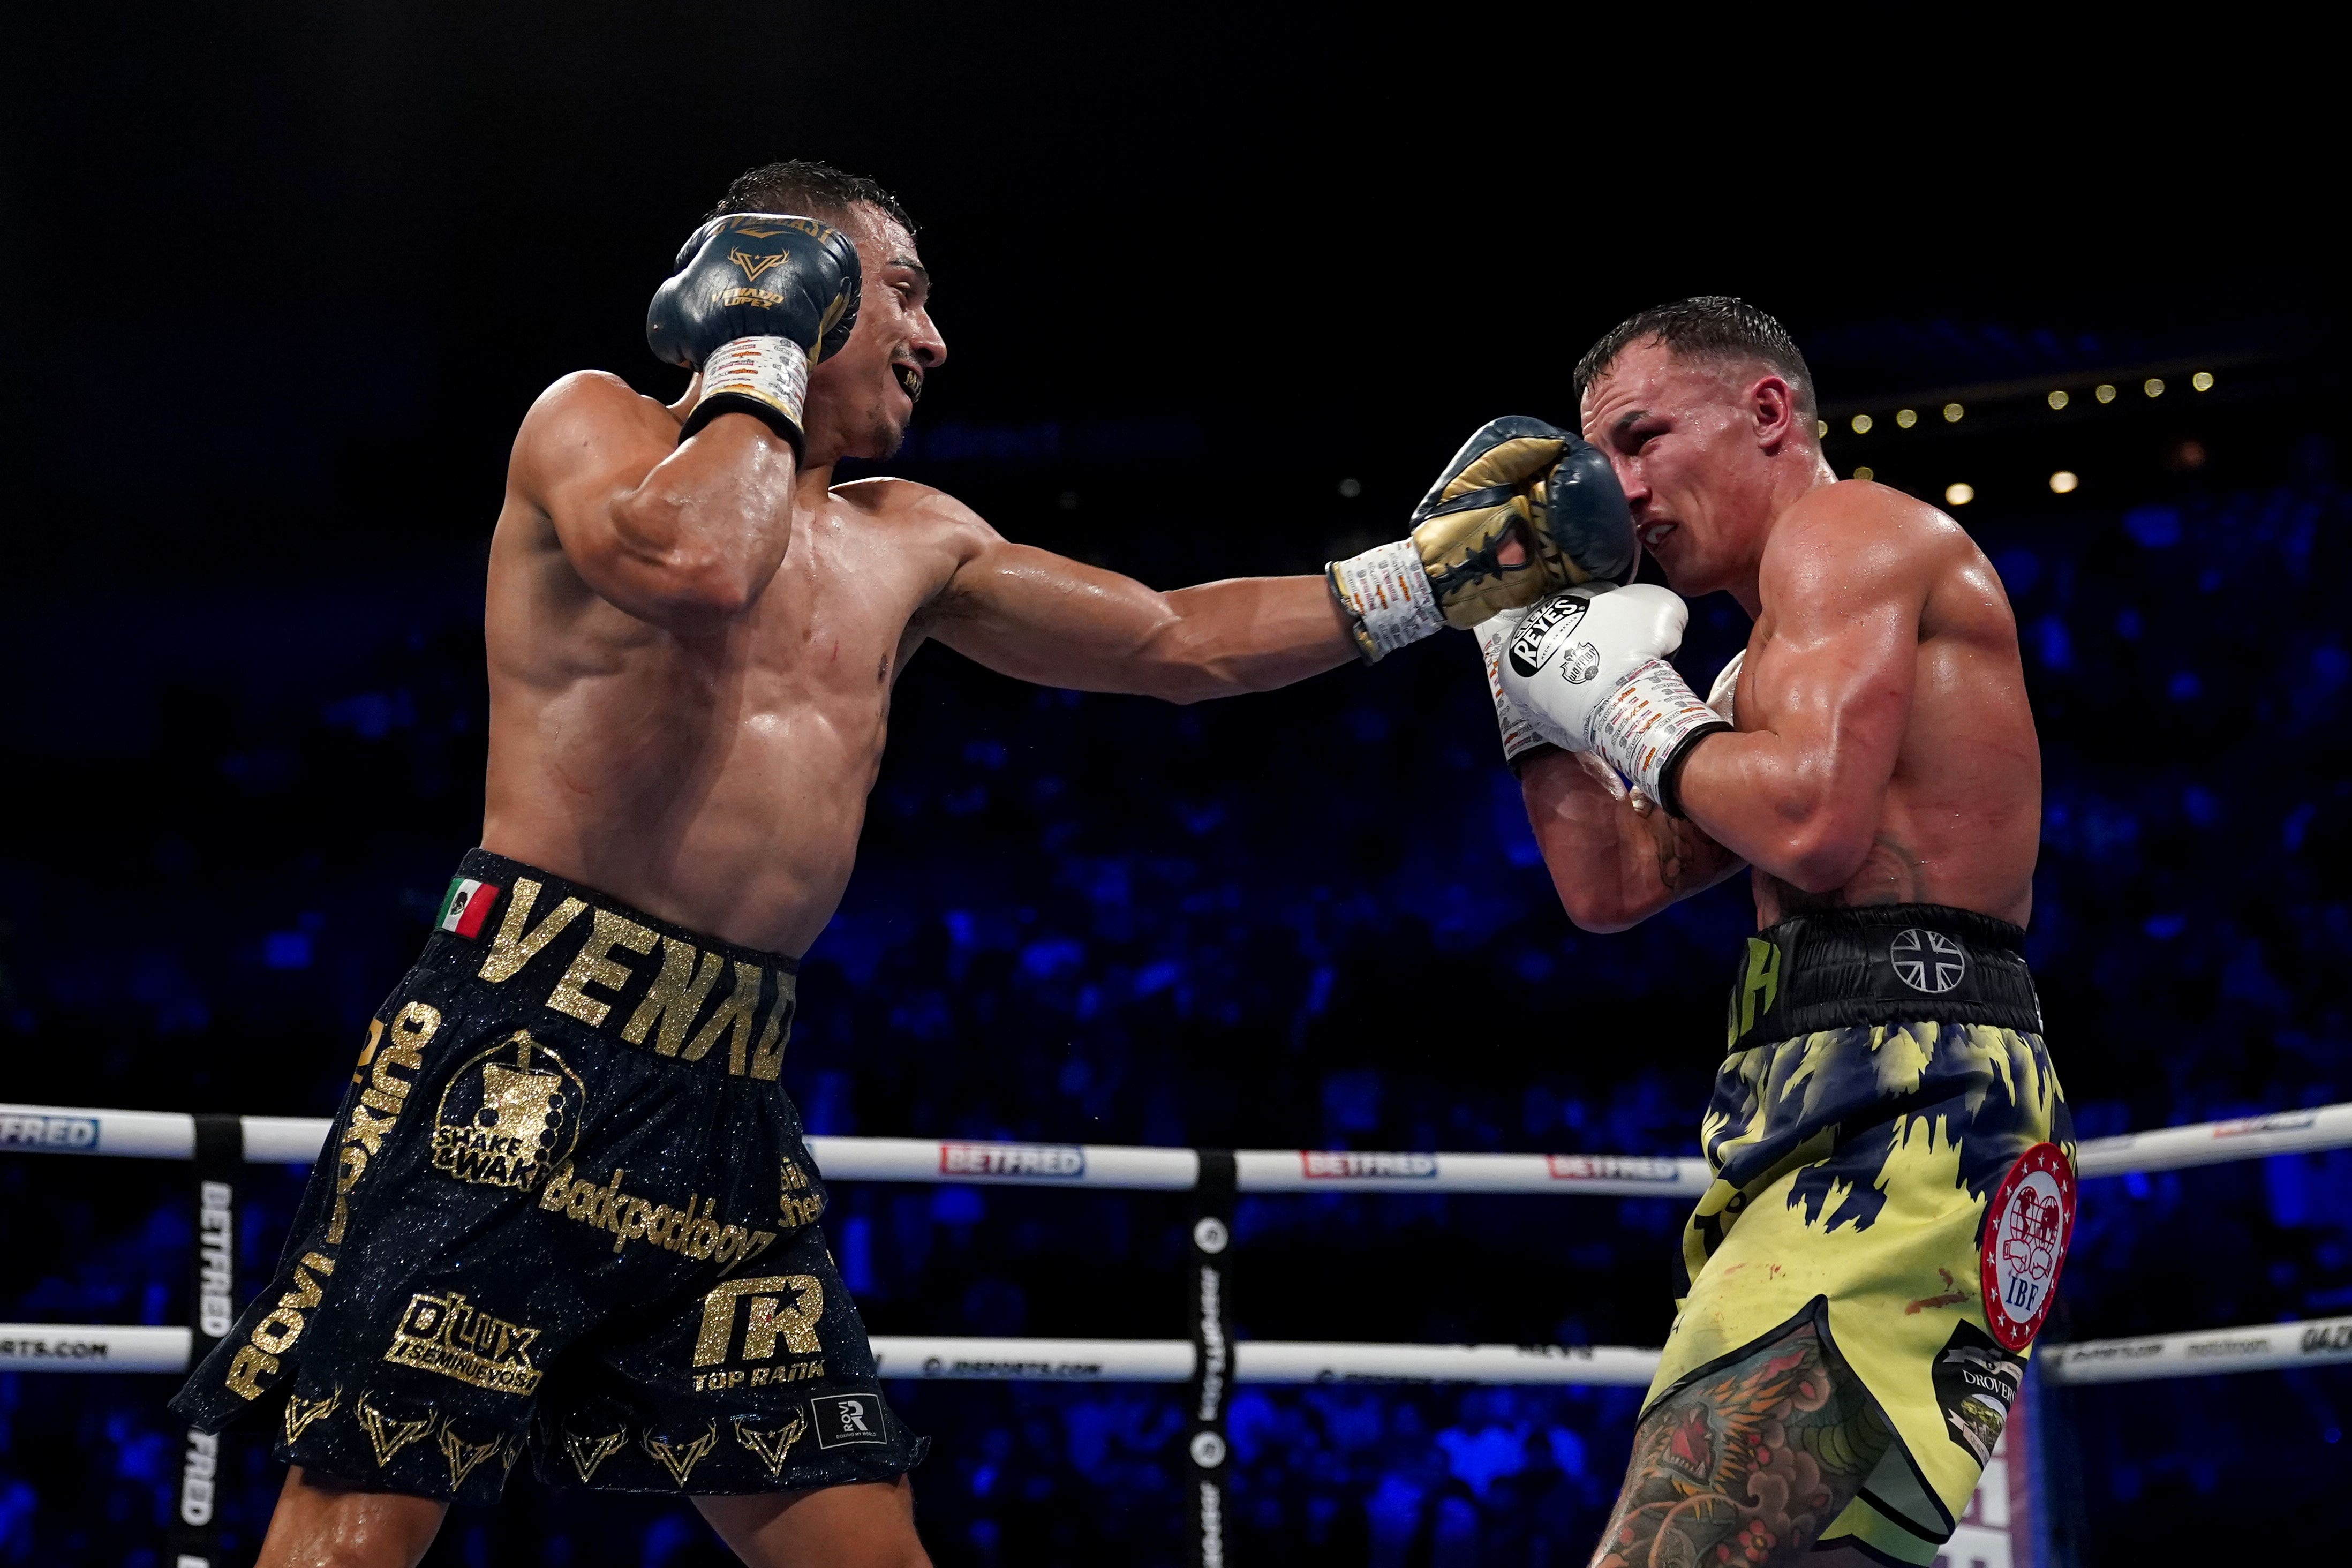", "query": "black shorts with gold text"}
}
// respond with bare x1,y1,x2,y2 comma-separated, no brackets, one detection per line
169,849,926,1502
